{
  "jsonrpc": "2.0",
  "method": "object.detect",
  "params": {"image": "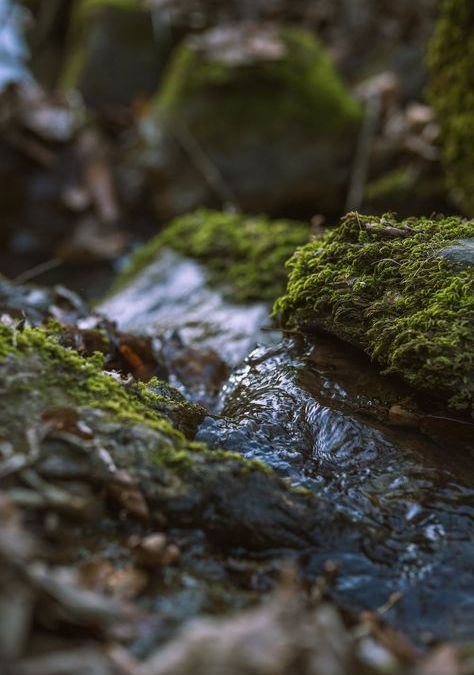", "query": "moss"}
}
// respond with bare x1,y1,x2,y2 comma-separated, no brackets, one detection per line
0,322,274,475
0,322,194,443
113,209,310,303
153,26,361,140
427,0,474,215
274,212,474,412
